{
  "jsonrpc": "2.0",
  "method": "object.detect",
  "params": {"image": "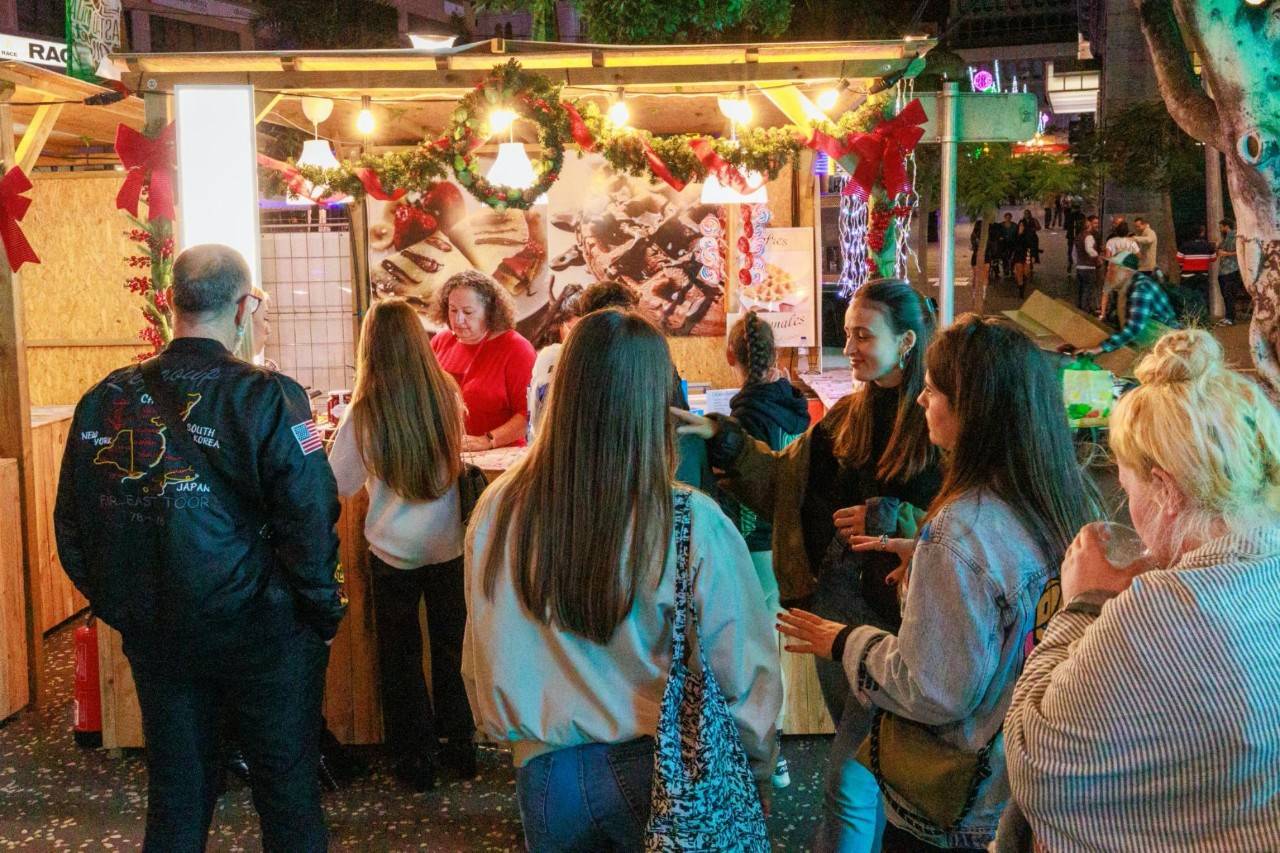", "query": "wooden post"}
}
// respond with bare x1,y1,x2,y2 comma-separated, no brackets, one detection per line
0,81,45,709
